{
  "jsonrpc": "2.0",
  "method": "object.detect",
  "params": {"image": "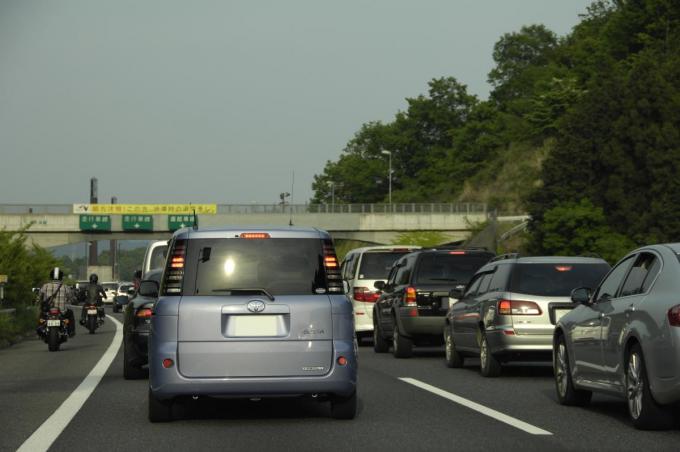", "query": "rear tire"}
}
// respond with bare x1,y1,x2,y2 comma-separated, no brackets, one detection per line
330,391,357,420
392,321,413,359
444,326,464,368
87,316,96,334
626,344,676,430
479,332,501,377
48,328,60,352
373,321,389,353
124,335,147,380
554,334,592,406
148,388,173,422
